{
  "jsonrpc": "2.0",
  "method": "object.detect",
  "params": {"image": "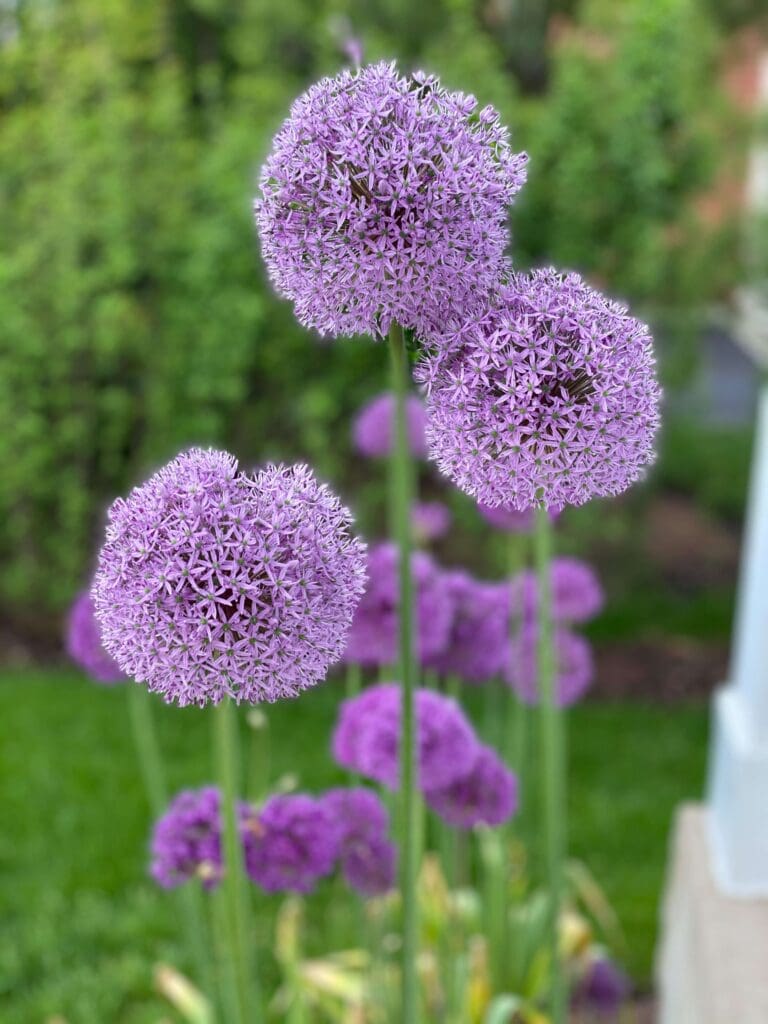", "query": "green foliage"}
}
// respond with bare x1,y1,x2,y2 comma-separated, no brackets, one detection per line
515,0,724,306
